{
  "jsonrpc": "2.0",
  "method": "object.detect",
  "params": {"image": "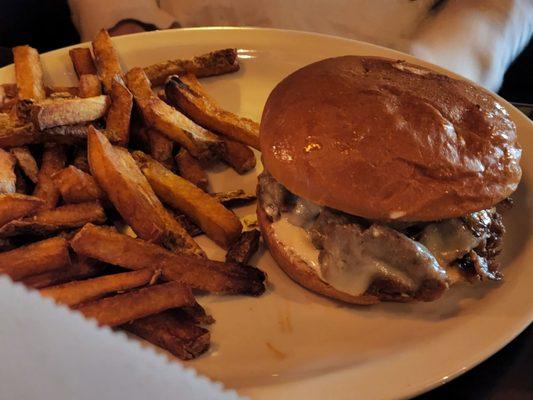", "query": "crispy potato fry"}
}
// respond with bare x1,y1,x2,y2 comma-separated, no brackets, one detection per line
53,166,103,203
33,144,66,209
166,74,259,149
41,268,159,307
213,190,256,208
0,193,43,226
0,237,70,280
147,128,174,169
13,45,46,101
46,86,79,97
125,67,153,100
87,126,204,256
124,311,210,360
134,152,242,248
69,47,98,77
10,146,38,183
0,114,35,148
175,148,208,191
126,68,222,160
226,229,261,264
221,137,256,174
176,301,215,325
141,96,222,161
78,74,102,98
92,29,123,93
144,48,239,86
105,78,133,145
21,256,102,289
0,148,16,193
31,95,110,130
71,224,266,295
0,114,88,148
0,201,106,237
77,281,194,327
41,124,88,144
